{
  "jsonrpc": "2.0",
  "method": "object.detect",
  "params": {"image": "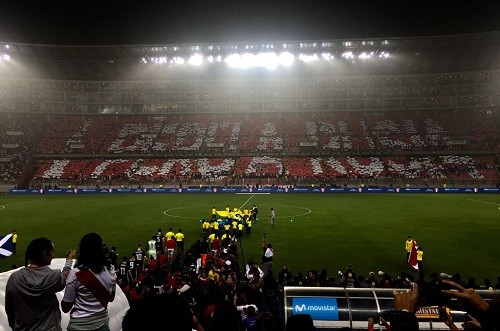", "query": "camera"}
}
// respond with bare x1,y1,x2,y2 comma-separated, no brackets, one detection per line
438,306,450,321
418,275,452,307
